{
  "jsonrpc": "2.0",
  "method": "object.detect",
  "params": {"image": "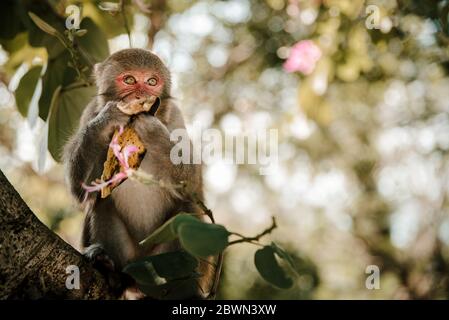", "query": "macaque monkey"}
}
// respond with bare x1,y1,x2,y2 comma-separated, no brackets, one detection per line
63,48,218,299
